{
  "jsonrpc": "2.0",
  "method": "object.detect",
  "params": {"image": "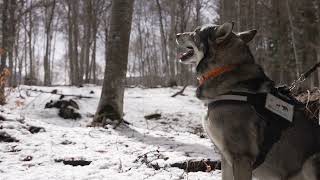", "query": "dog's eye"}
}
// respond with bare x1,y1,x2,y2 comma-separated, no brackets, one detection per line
193,35,200,45
187,46,193,50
